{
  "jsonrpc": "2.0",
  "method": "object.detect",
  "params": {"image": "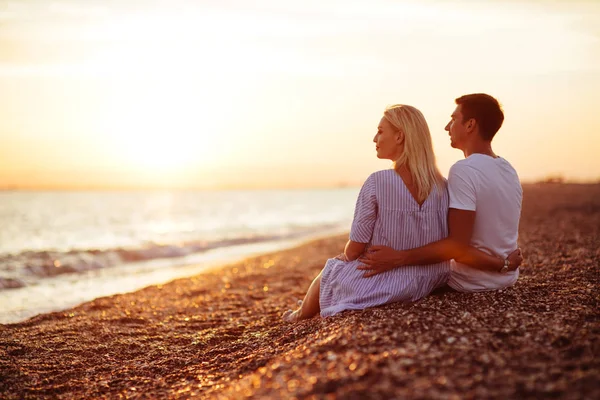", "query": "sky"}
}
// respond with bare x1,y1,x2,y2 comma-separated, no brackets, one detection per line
0,0,599,189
